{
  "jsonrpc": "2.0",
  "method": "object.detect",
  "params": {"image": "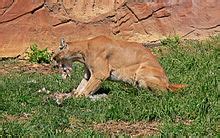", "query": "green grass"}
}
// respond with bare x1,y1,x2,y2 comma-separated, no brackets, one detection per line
0,35,219,136
26,43,52,64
